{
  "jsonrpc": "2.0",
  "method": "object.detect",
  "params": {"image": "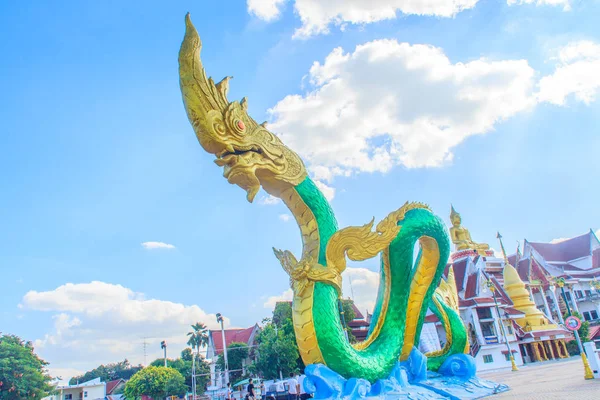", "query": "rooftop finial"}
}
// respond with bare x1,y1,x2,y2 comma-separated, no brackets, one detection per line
496,232,509,263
